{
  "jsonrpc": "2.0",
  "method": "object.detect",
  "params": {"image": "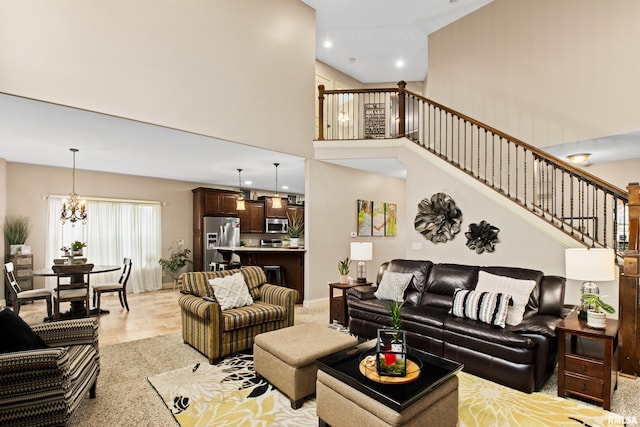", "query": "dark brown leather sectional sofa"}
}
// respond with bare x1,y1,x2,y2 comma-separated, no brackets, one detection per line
347,259,567,393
